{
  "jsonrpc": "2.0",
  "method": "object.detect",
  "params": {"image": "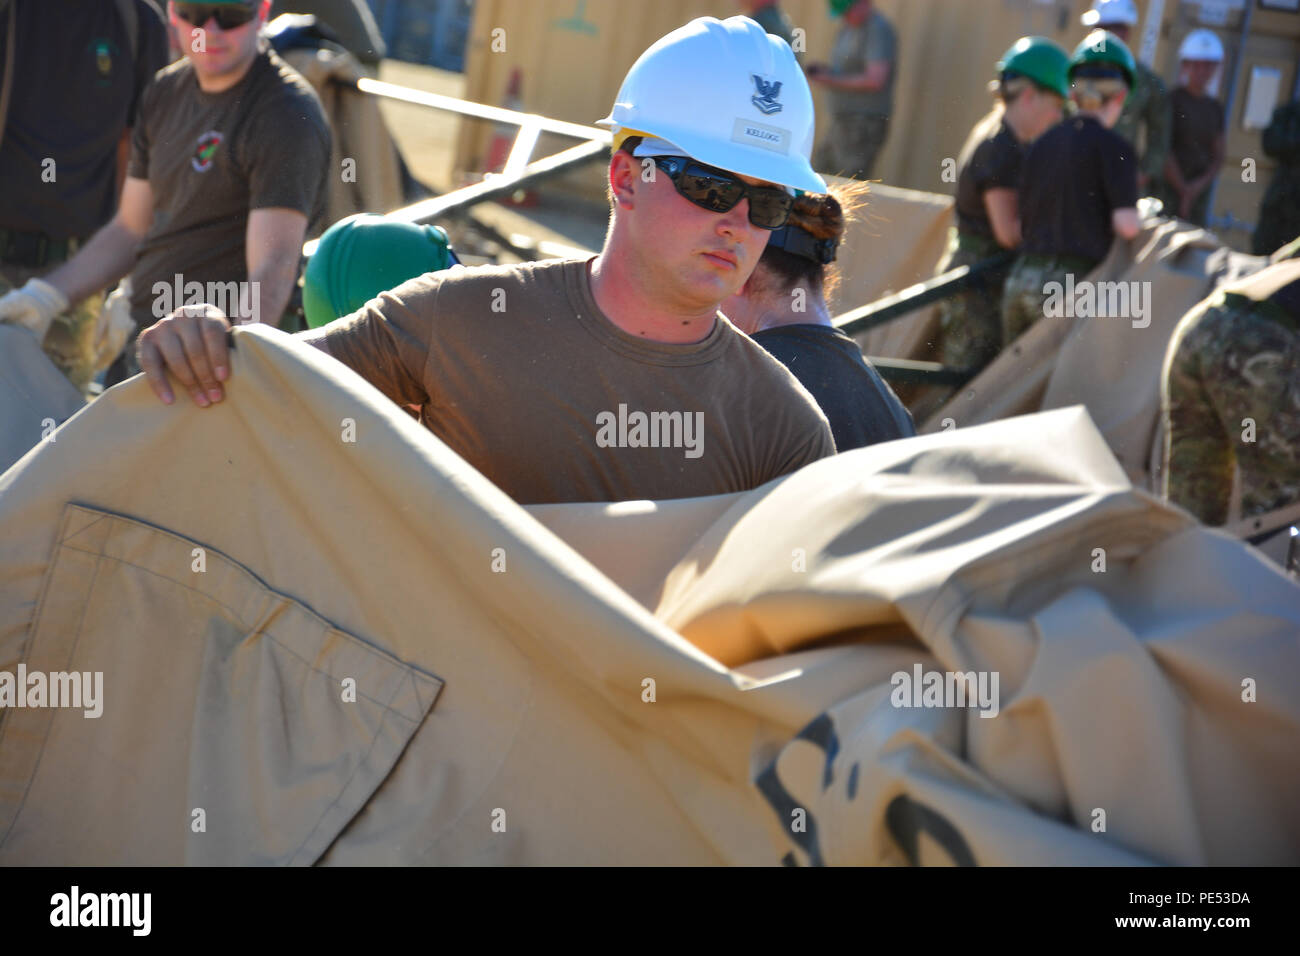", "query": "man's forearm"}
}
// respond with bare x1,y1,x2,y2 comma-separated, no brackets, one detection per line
243,258,299,327
43,219,140,304
827,71,885,92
